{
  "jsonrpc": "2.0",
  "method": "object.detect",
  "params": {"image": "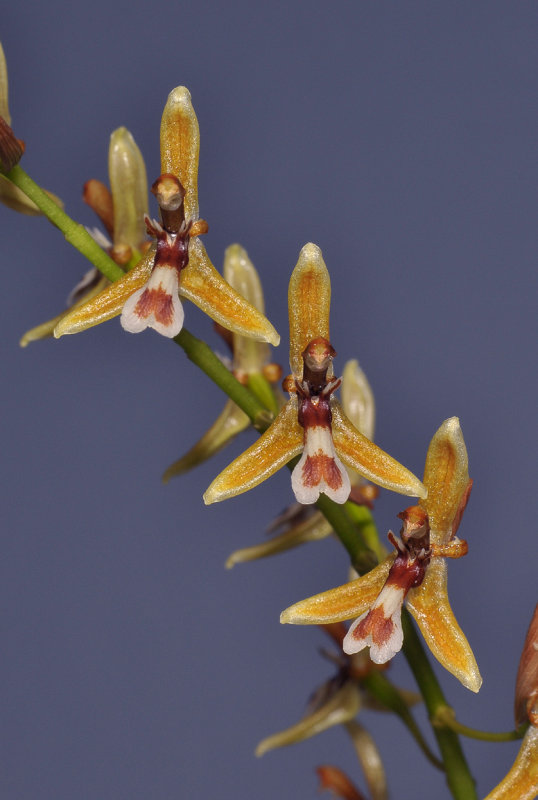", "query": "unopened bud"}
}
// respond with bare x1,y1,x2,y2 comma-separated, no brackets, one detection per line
515,603,538,727
0,43,11,125
83,179,114,237
0,115,24,171
109,127,148,246
316,765,366,800
262,362,283,384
